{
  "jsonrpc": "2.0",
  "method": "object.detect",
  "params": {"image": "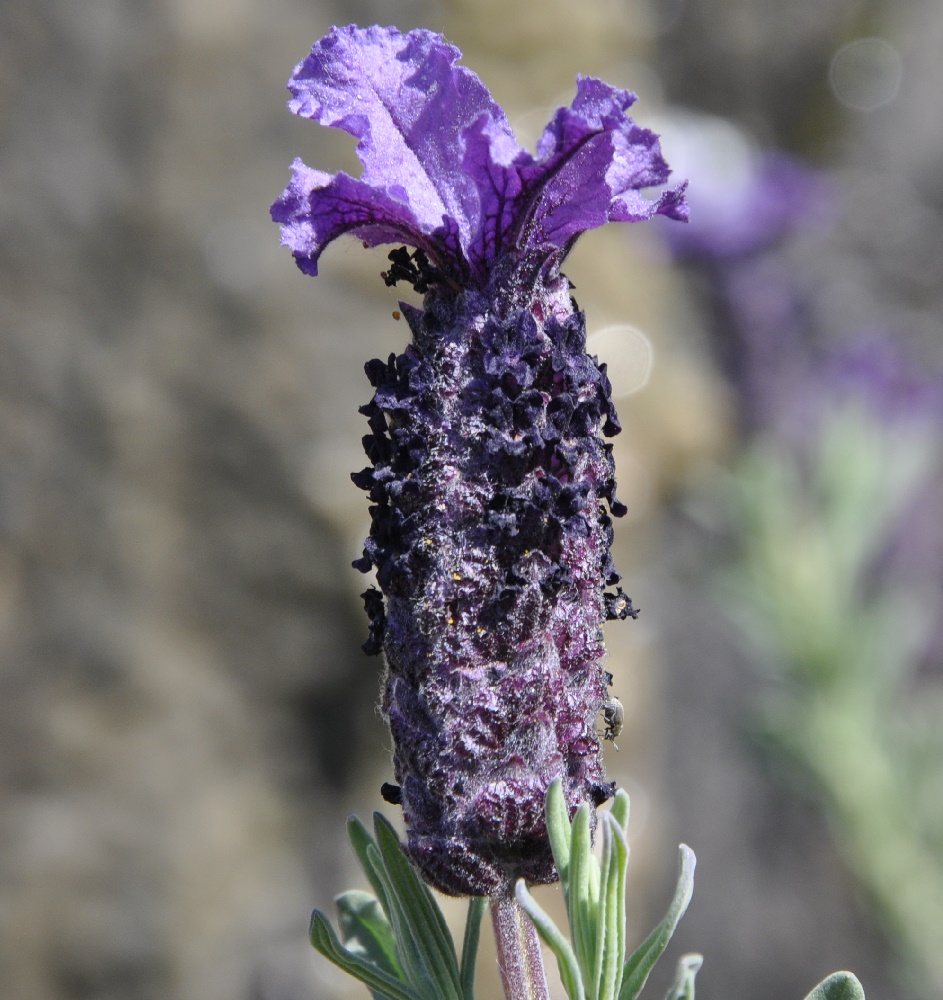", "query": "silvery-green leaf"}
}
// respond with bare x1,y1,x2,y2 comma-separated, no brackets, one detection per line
802,971,865,1000
348,816,394,918
309,909,422,1000
619,845,696,1000
568,803,598,977
609,788,631,836
593,815,629,1000
460,897,487,1000
663,953,702,1000
337,889,402,980
546,779,572,890
373,814,464,1000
